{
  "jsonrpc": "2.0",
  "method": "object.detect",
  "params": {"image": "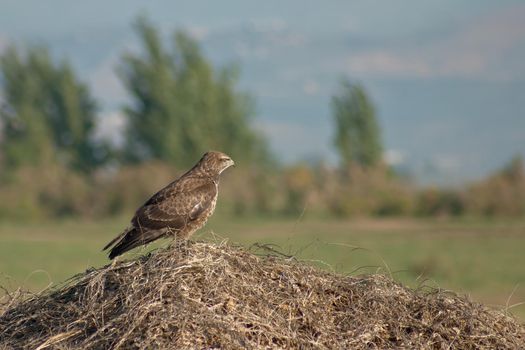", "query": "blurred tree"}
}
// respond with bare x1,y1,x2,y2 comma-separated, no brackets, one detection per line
283,164,314,215
499,155,524,183
119,17,269,168
331,79,383,168
0,46,106,171
465,154,525,217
